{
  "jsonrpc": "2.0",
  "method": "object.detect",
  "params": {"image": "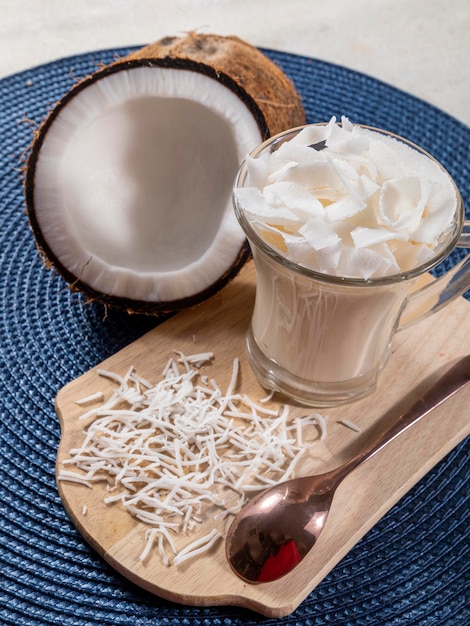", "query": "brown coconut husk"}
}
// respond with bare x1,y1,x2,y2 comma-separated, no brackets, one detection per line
127,32,306,135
